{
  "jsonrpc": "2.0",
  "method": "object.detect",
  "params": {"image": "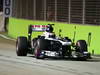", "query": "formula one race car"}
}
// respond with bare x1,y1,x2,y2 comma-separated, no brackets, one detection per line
16,24,91,60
